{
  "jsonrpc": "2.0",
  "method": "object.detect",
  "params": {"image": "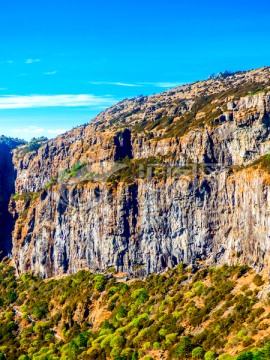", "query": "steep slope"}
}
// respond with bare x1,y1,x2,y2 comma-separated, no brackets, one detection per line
8,67,270,278
1,262,270,360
